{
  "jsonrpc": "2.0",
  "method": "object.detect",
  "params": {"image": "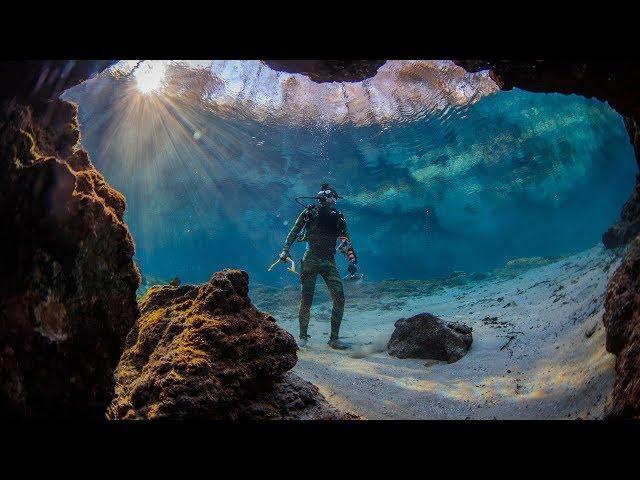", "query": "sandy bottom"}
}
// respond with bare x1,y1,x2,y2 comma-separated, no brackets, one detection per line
259,245,621,419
